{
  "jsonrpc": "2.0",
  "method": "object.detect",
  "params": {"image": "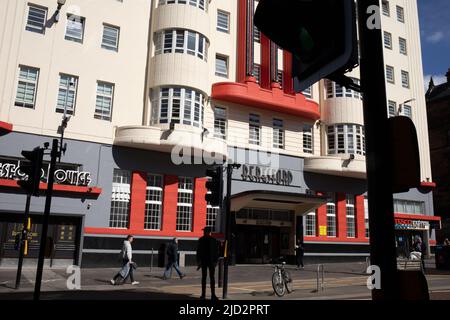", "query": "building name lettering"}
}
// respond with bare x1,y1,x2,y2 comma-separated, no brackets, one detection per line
241,165,293,186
